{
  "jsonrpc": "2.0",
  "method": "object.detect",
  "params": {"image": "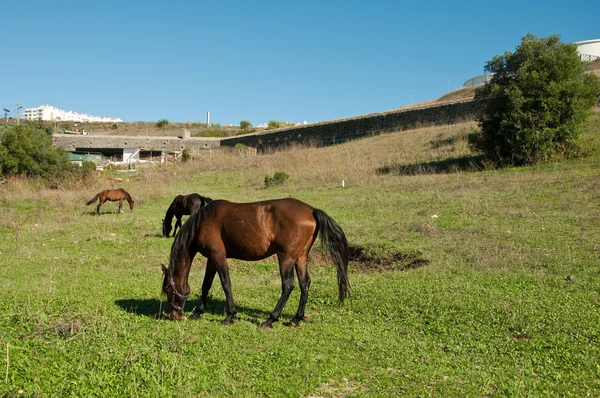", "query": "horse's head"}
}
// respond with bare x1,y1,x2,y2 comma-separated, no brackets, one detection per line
129,201,135,212
162,219,172,237
161,264,189,320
